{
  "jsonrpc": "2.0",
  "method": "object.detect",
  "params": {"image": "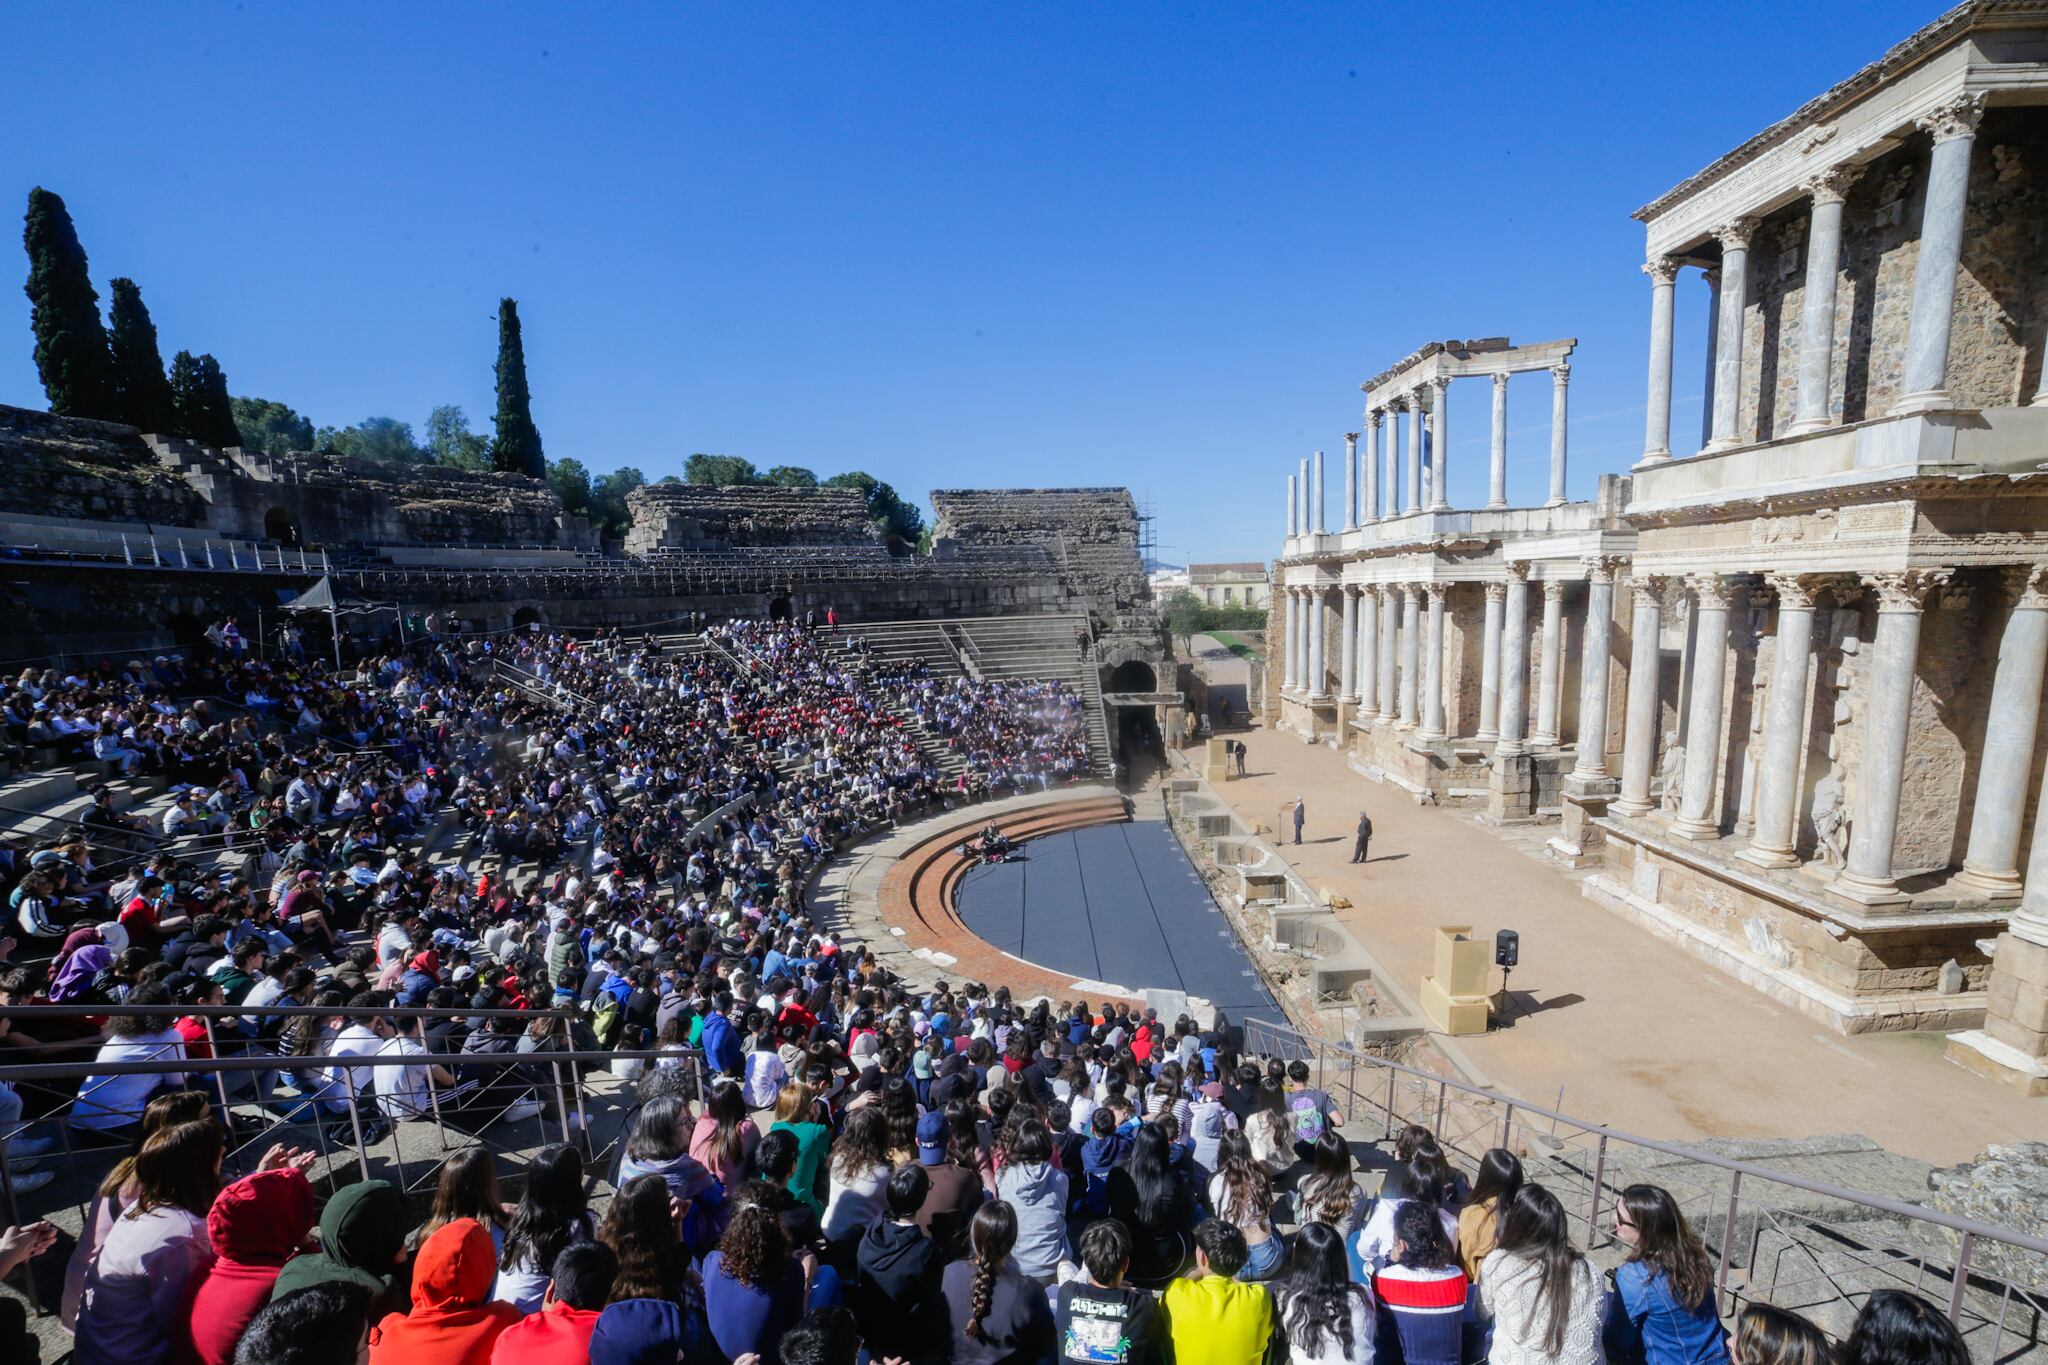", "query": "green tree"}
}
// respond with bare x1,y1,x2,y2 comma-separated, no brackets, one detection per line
317,416,425,463
190,354,239,448
763,465,818,487
167,351,205,441
231,396,315,454
683,453,761,485
424,404,491,470
106,278,177,432
491,297,545,478
1160,587,1213,653
589,465,645,539
546,456,592,516
824,470,924,543
22,187,116,418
